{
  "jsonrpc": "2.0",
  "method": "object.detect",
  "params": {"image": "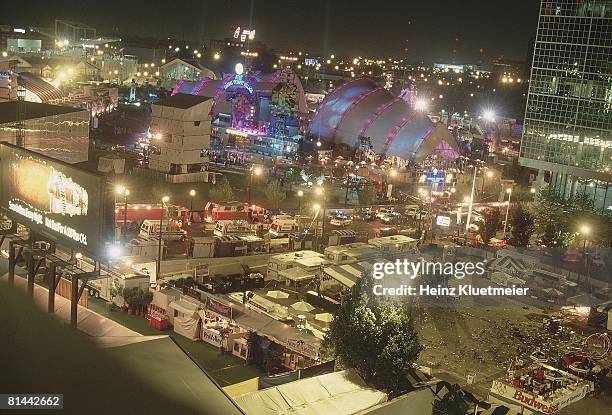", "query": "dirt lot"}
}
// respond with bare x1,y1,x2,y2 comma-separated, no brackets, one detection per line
413,272,612,413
